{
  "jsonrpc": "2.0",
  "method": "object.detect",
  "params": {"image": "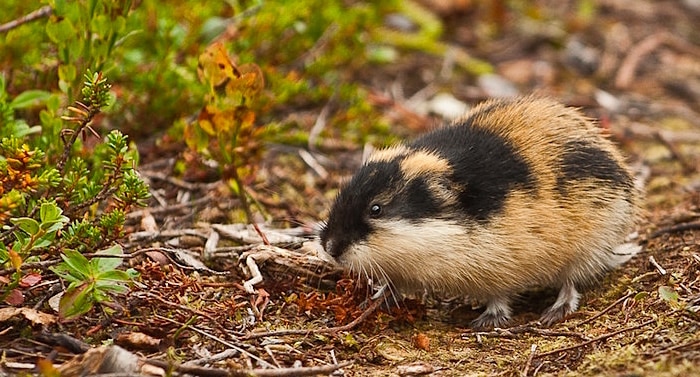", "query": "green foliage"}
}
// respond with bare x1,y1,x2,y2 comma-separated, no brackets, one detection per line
0,0,453,313
8,201,69,254
50,245,137,320
184,43,265,211
0,70,148,314
221,0,399,143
